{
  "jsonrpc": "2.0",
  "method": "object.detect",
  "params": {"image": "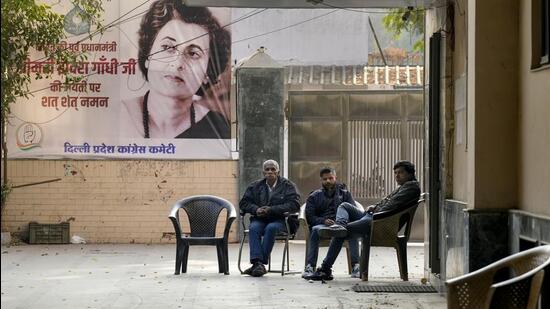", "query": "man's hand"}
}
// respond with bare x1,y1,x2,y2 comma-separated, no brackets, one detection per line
366,205,376,214
324,219,335,226
256,206,271,217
